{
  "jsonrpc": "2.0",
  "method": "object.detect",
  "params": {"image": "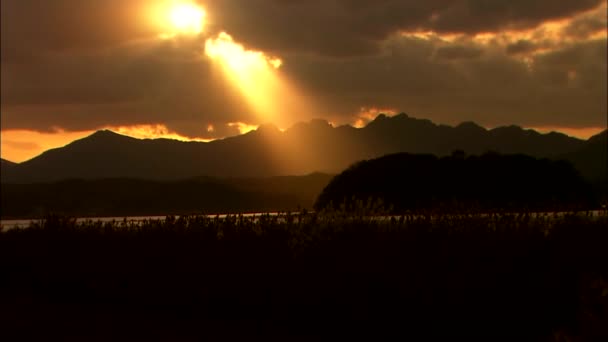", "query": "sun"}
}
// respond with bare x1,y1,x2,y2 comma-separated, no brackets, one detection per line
168,3,205,34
